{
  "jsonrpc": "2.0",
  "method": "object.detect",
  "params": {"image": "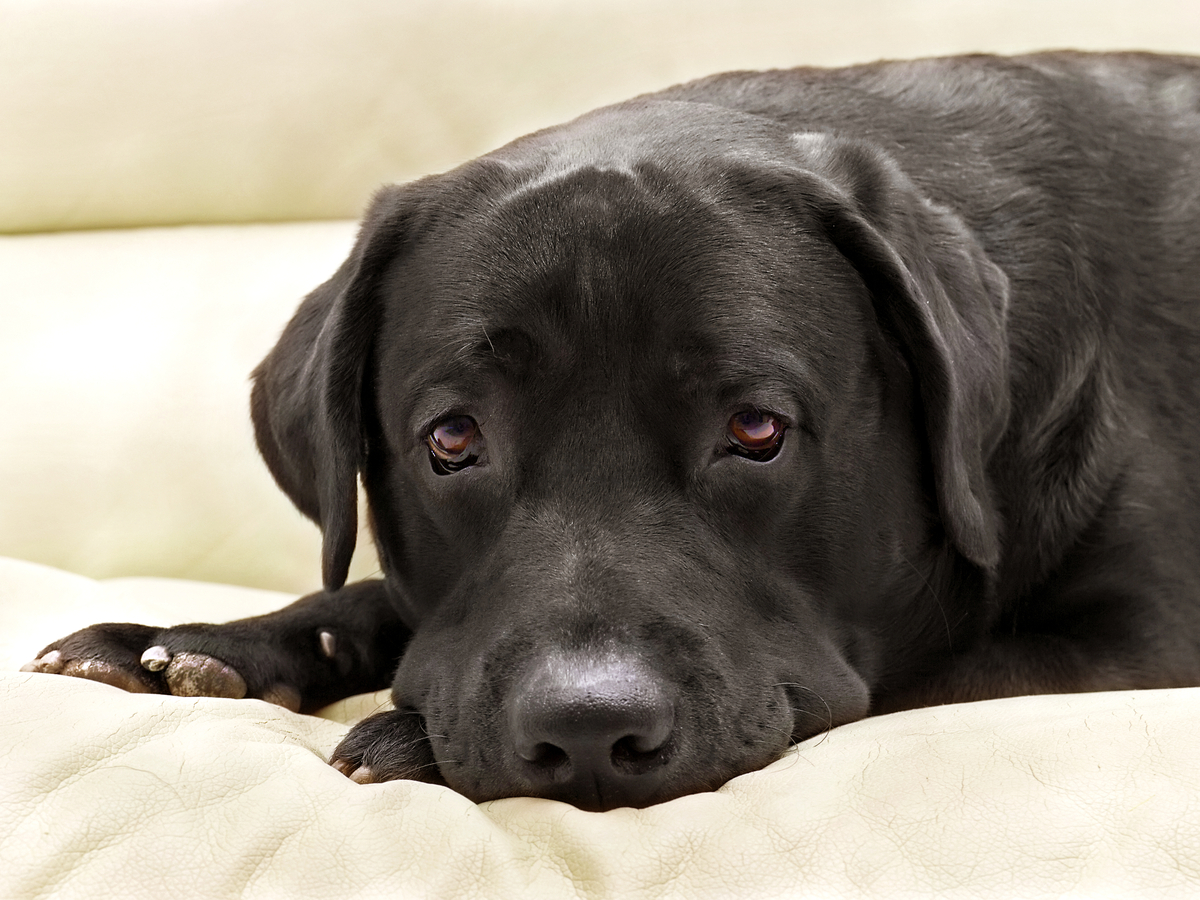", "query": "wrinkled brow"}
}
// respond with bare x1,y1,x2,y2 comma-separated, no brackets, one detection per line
394,325,543,425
